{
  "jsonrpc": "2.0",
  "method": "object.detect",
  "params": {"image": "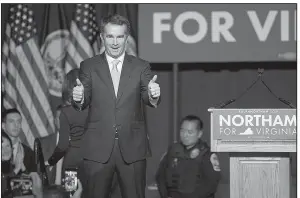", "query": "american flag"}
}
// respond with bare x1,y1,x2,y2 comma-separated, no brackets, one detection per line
2,4,55,148
64,3,100,73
